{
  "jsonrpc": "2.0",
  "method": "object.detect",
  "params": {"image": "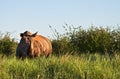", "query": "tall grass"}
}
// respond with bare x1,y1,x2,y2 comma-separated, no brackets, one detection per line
0,53,120,79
